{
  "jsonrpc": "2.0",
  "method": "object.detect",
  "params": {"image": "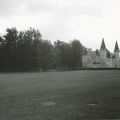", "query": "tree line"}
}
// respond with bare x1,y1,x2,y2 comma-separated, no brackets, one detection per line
0,27,87,72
